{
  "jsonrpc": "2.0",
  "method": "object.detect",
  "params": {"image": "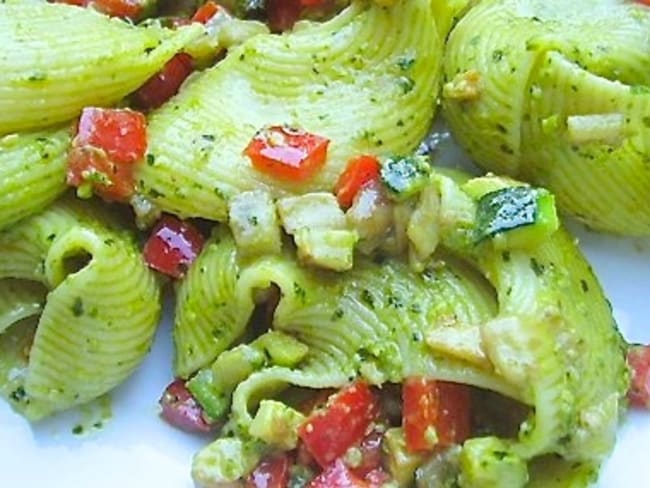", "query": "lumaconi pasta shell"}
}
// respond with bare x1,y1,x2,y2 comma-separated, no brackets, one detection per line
443,0,650,235
137,0,452,220
178,173,627,484
0,198,162,420
0,127,72,231
0,1,202,135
